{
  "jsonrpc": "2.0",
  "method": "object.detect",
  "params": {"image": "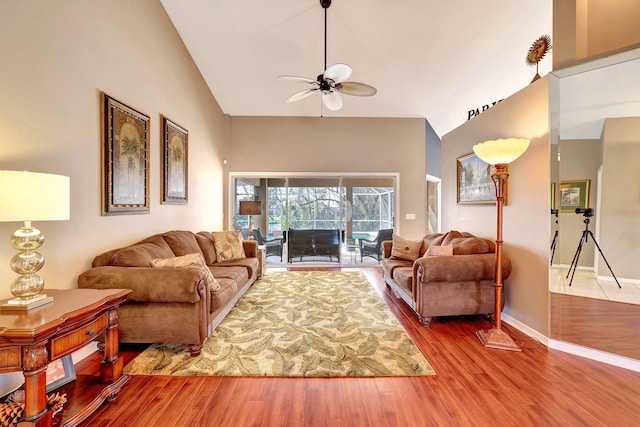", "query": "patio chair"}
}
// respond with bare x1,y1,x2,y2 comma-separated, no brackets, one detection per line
359,228,394,263
252,229,284,261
